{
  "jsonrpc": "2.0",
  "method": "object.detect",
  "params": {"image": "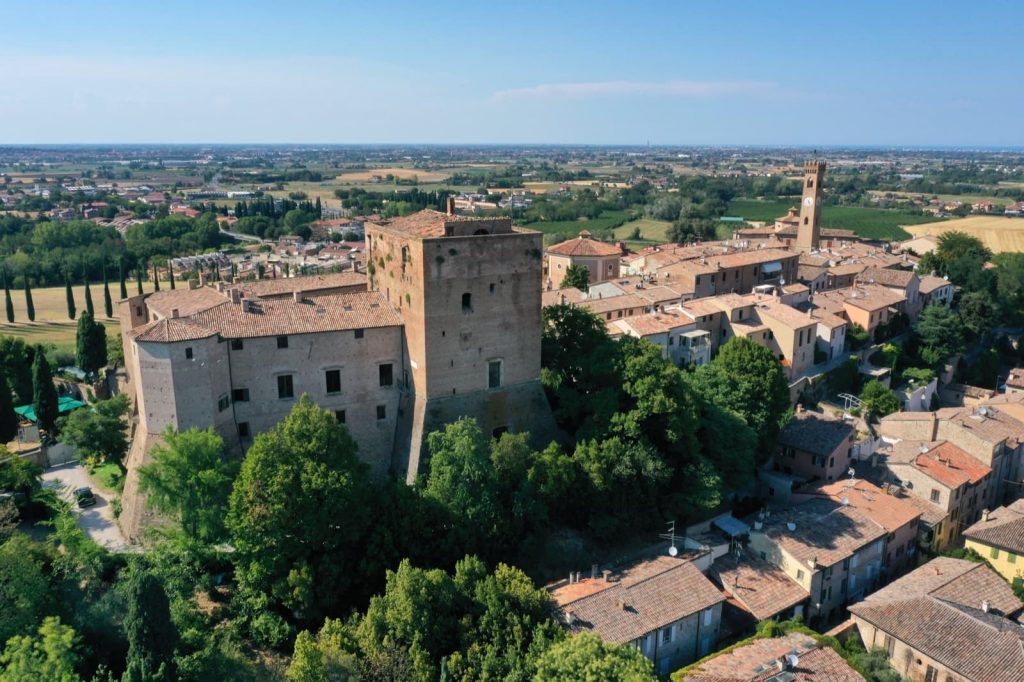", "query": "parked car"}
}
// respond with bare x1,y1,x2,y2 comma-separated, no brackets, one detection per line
75,487,96,508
